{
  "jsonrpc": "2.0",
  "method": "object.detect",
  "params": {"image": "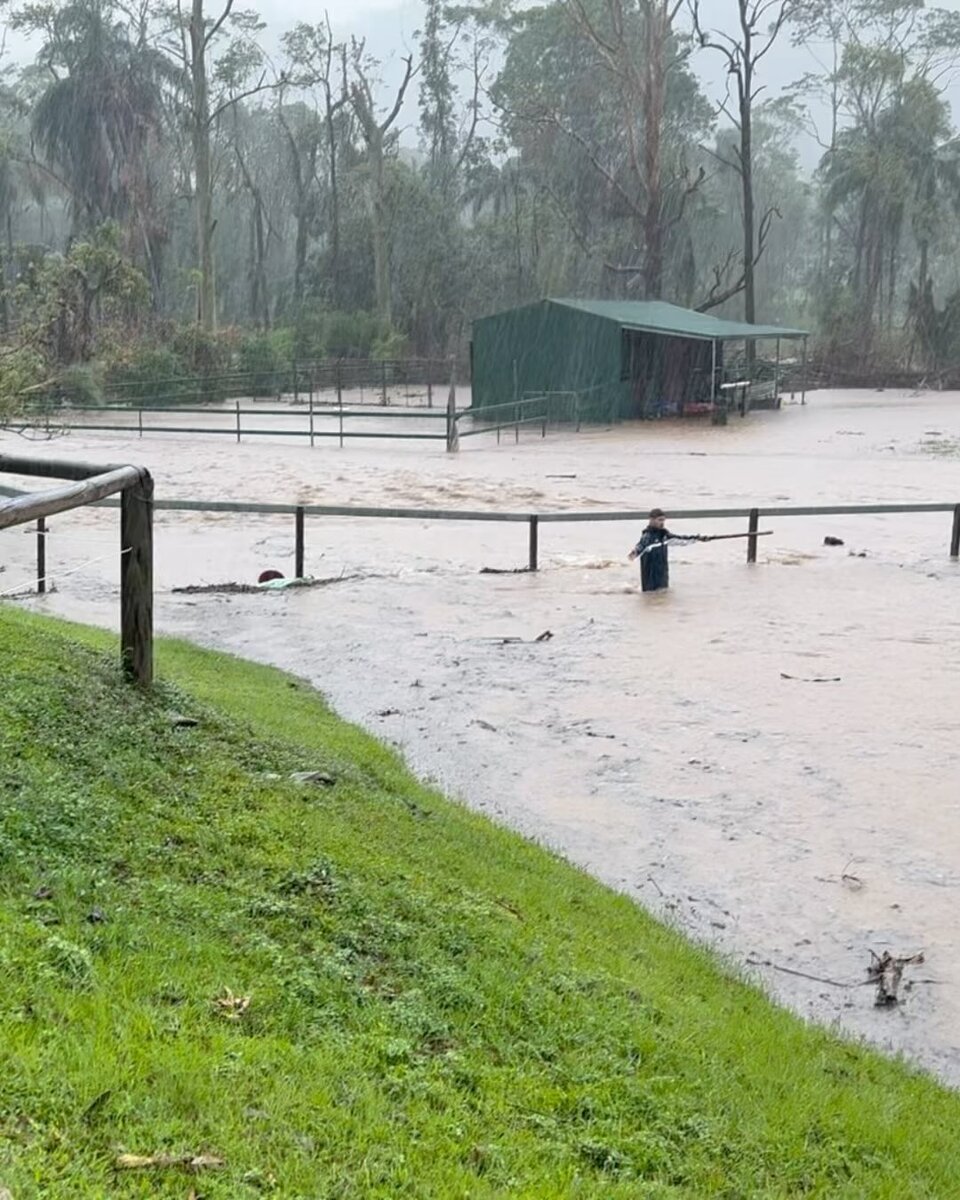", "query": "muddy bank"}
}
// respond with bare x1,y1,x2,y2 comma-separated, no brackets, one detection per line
3,387,960,1083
